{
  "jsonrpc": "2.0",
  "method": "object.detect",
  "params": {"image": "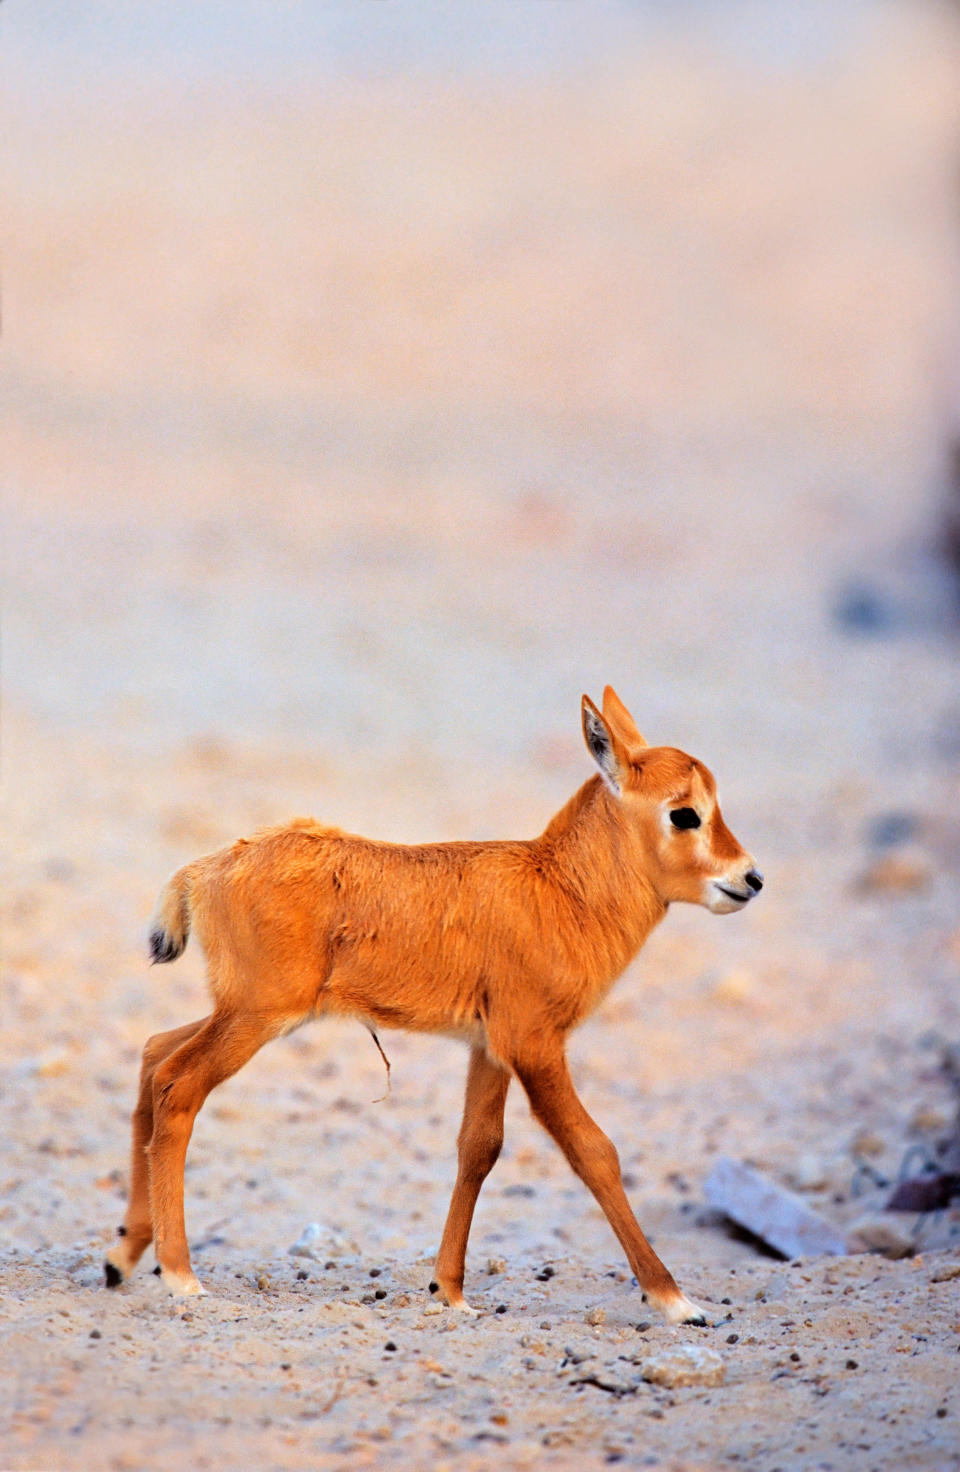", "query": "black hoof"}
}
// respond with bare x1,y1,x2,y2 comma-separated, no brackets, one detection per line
428,1280,439,1295
153,1264,162,1276
684,1313,707,1327
104,1262,123,1289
